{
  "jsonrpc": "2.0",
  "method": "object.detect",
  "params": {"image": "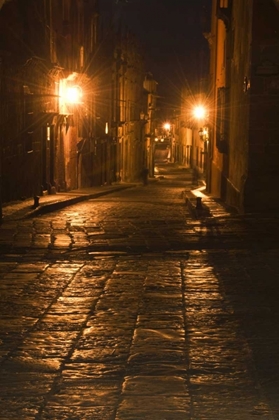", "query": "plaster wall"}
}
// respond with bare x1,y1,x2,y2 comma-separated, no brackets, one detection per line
218,0,279,212
243,0,279,211
209,0,228,199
